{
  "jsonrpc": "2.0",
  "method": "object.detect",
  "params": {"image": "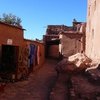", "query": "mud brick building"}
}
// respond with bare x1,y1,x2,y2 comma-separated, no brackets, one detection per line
44,22,86,59
0,21,45,81
59,31,83,57
0,21,24,80
23,39,45,72
43,25,68,58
